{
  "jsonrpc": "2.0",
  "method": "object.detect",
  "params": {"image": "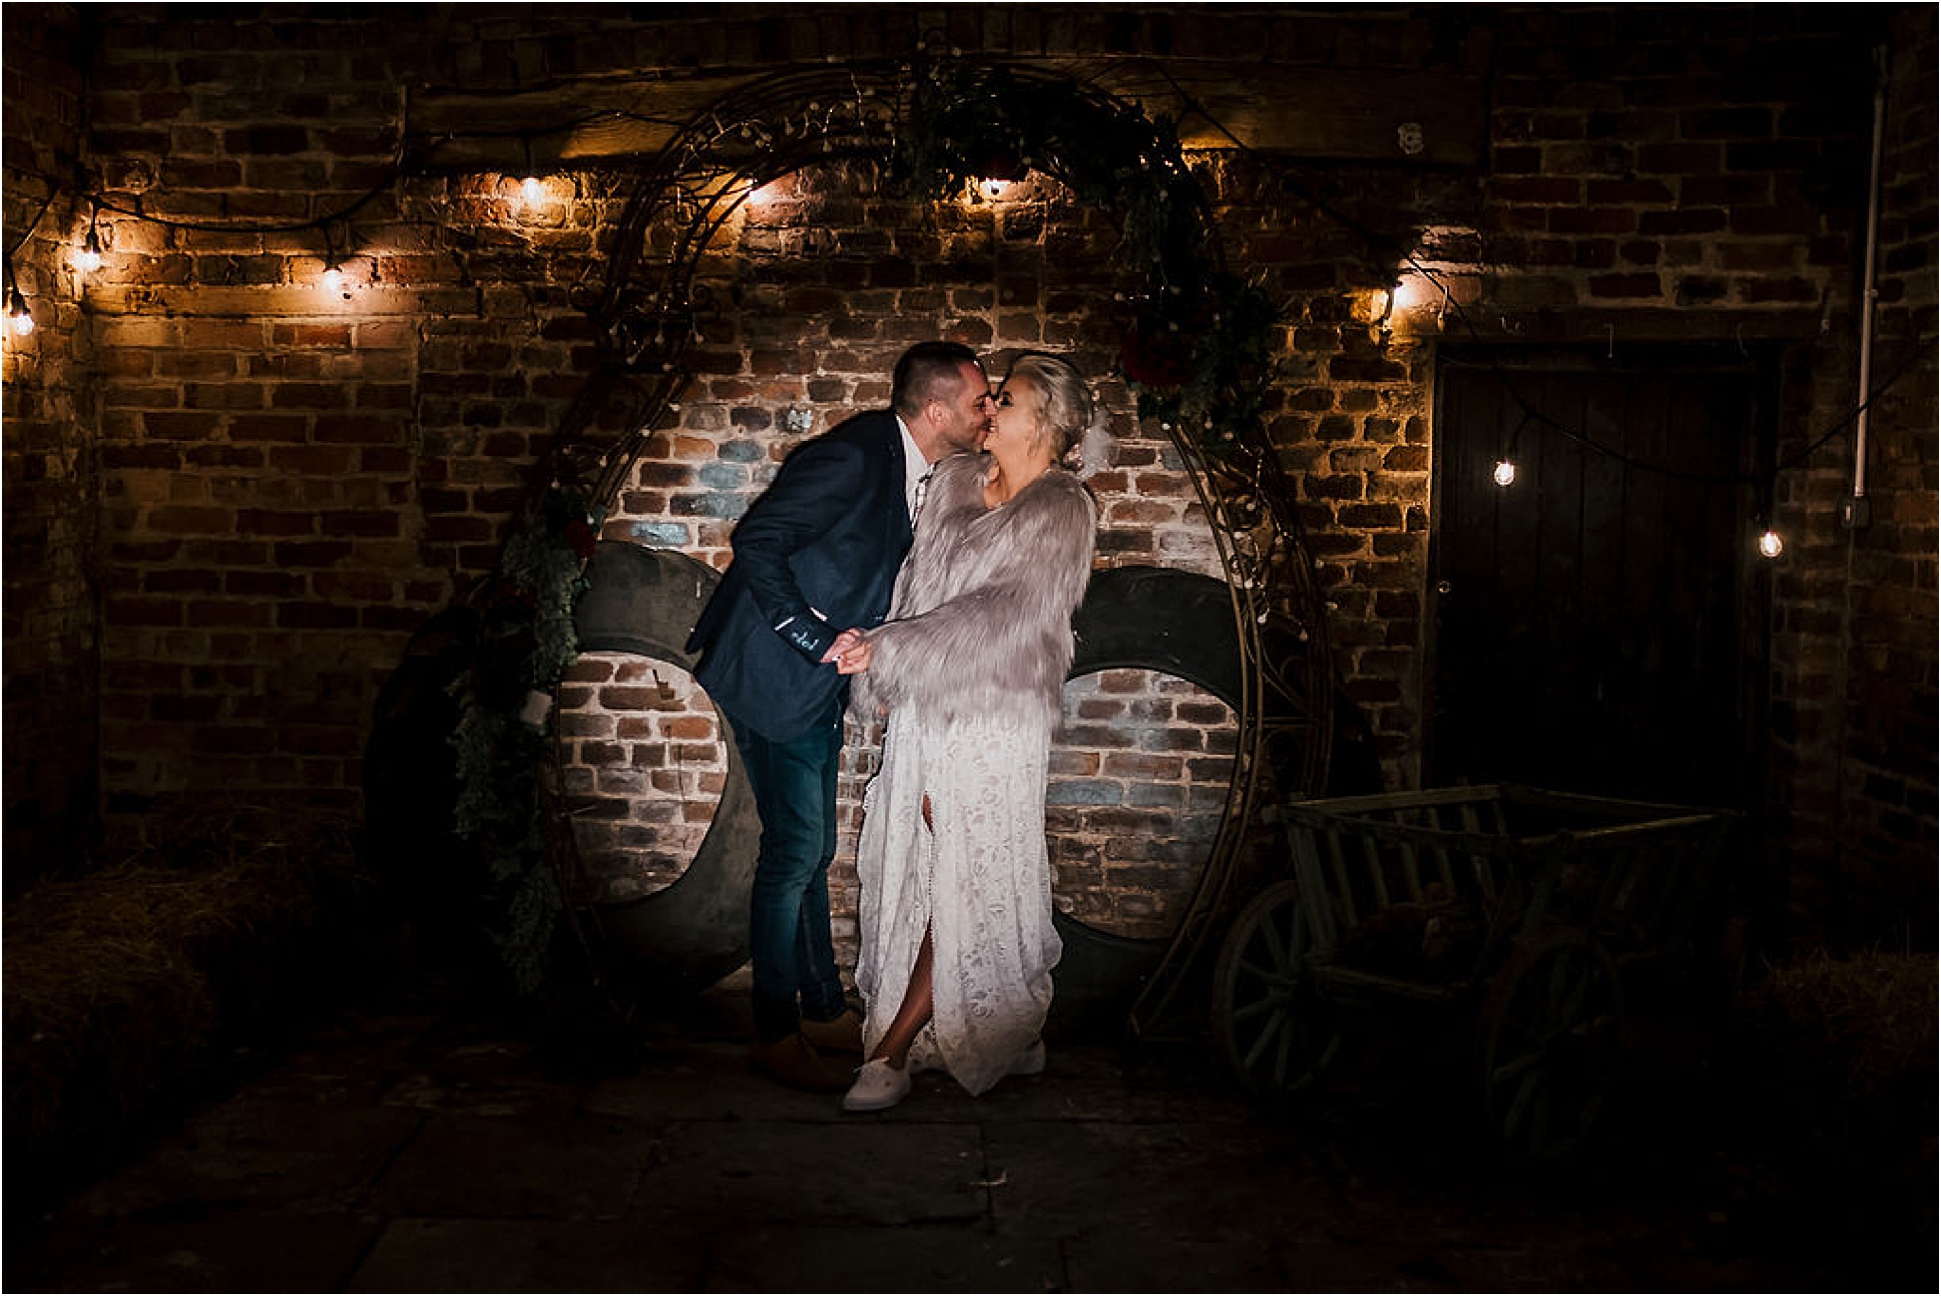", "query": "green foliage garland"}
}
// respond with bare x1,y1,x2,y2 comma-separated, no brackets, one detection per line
899,60,1279,451
447,486,599,997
